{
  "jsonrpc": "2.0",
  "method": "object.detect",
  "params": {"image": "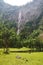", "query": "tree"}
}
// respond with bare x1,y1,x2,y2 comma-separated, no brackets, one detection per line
2,27,10,53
